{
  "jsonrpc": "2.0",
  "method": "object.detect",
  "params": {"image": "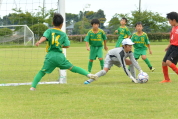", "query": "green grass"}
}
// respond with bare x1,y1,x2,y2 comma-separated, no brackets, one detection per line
0,42,178,119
